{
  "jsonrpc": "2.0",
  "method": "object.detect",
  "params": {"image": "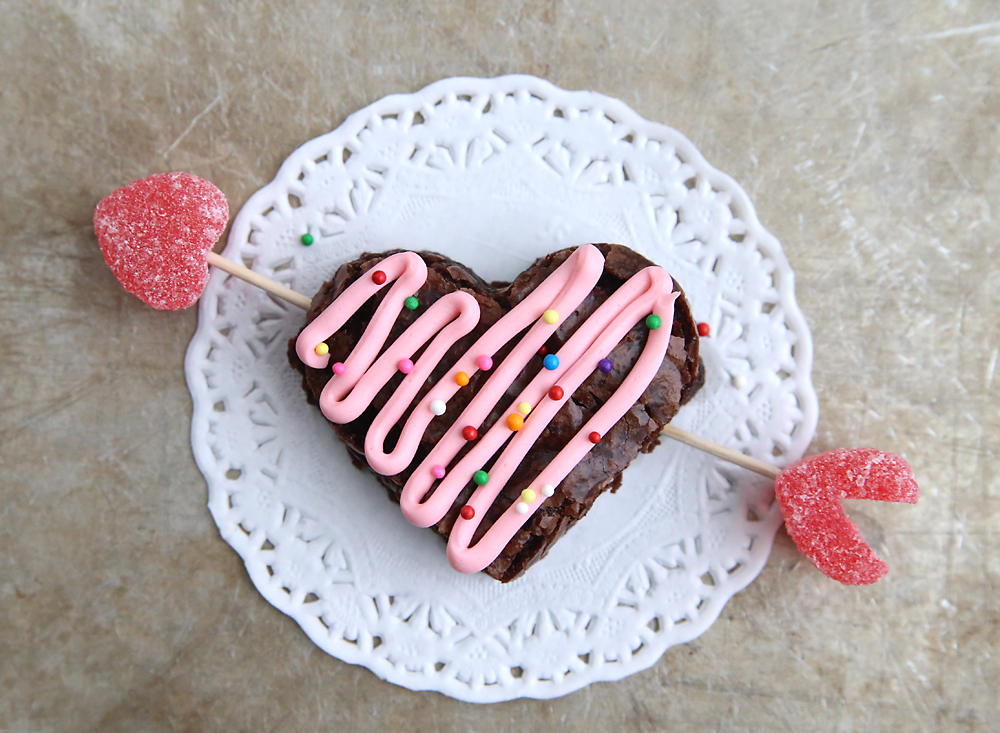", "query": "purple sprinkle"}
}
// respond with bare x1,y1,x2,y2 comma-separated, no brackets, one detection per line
598,358,613,374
